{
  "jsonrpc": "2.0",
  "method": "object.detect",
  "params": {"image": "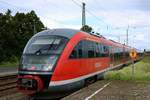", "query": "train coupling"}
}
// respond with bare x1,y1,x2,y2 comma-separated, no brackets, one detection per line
17,75,44,95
